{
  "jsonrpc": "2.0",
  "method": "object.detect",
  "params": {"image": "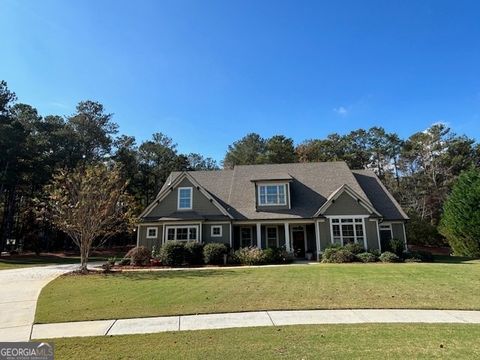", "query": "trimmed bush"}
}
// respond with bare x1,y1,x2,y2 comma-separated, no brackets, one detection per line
343,243,365,255
356,252,377,263
235,247,267,265
389,238,405,257
322,247,341,263
379,251,401,263
160,241,186,266
322,248,356,263
125,246,151,266
263,247,293,264
203,243,228,265
368,249,381,257
185,242,204,265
